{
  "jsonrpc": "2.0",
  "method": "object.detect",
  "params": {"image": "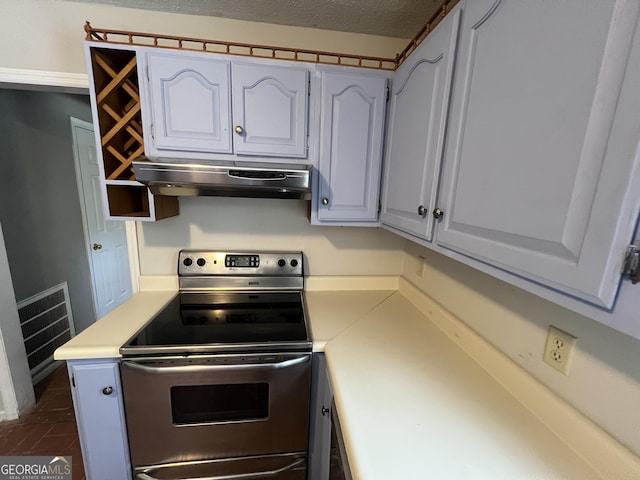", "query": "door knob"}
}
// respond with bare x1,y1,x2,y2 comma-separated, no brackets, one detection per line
321,197,329,206
321,406,330,416
92,243,103,250
432,208,444,219
417,205,427,217
234,125,244,135
102,386,113,396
